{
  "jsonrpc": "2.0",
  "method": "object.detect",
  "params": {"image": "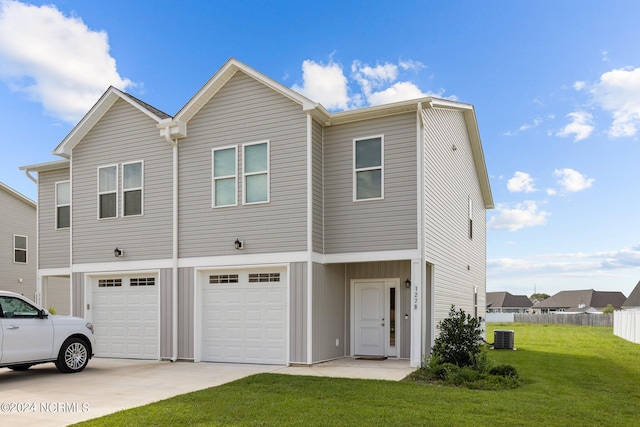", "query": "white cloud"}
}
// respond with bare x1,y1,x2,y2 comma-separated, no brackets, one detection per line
518,117,542,132
590,66,640,138
573,81,586,91
507,171,536,193
293,57,446,111
292,59,350,110
0,0,133,122
557,111,594,141
487,201,550,232
553,168,595,192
